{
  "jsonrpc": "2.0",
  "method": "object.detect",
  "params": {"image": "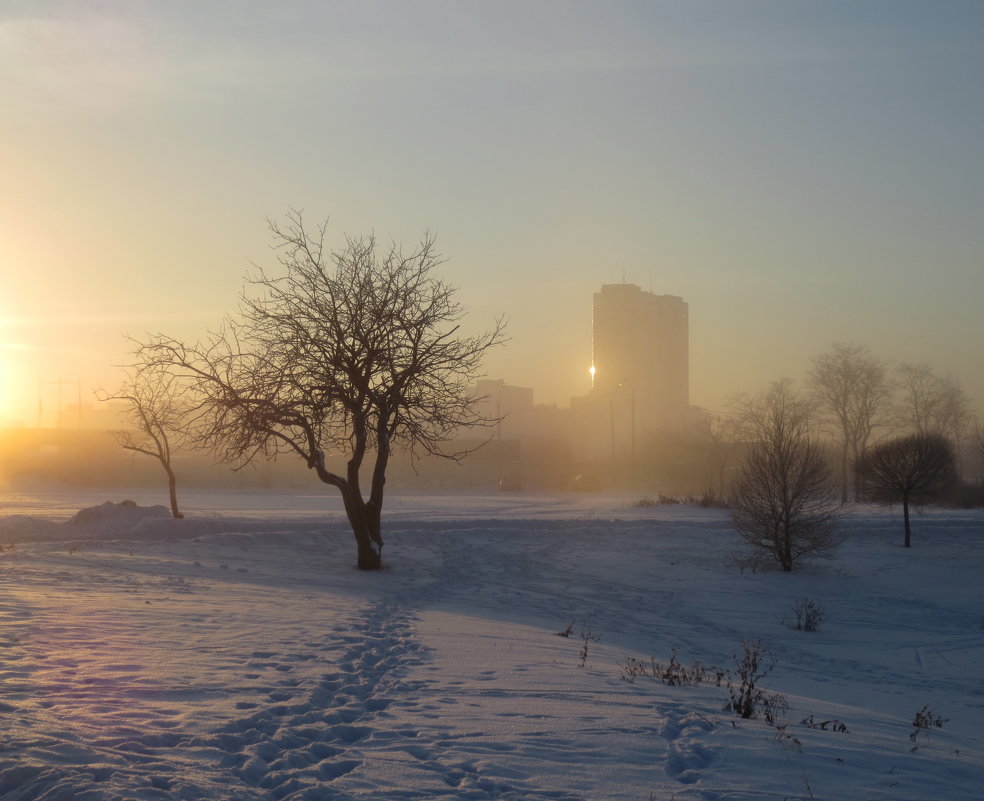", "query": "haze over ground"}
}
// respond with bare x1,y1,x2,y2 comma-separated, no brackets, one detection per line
2,1,982,426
